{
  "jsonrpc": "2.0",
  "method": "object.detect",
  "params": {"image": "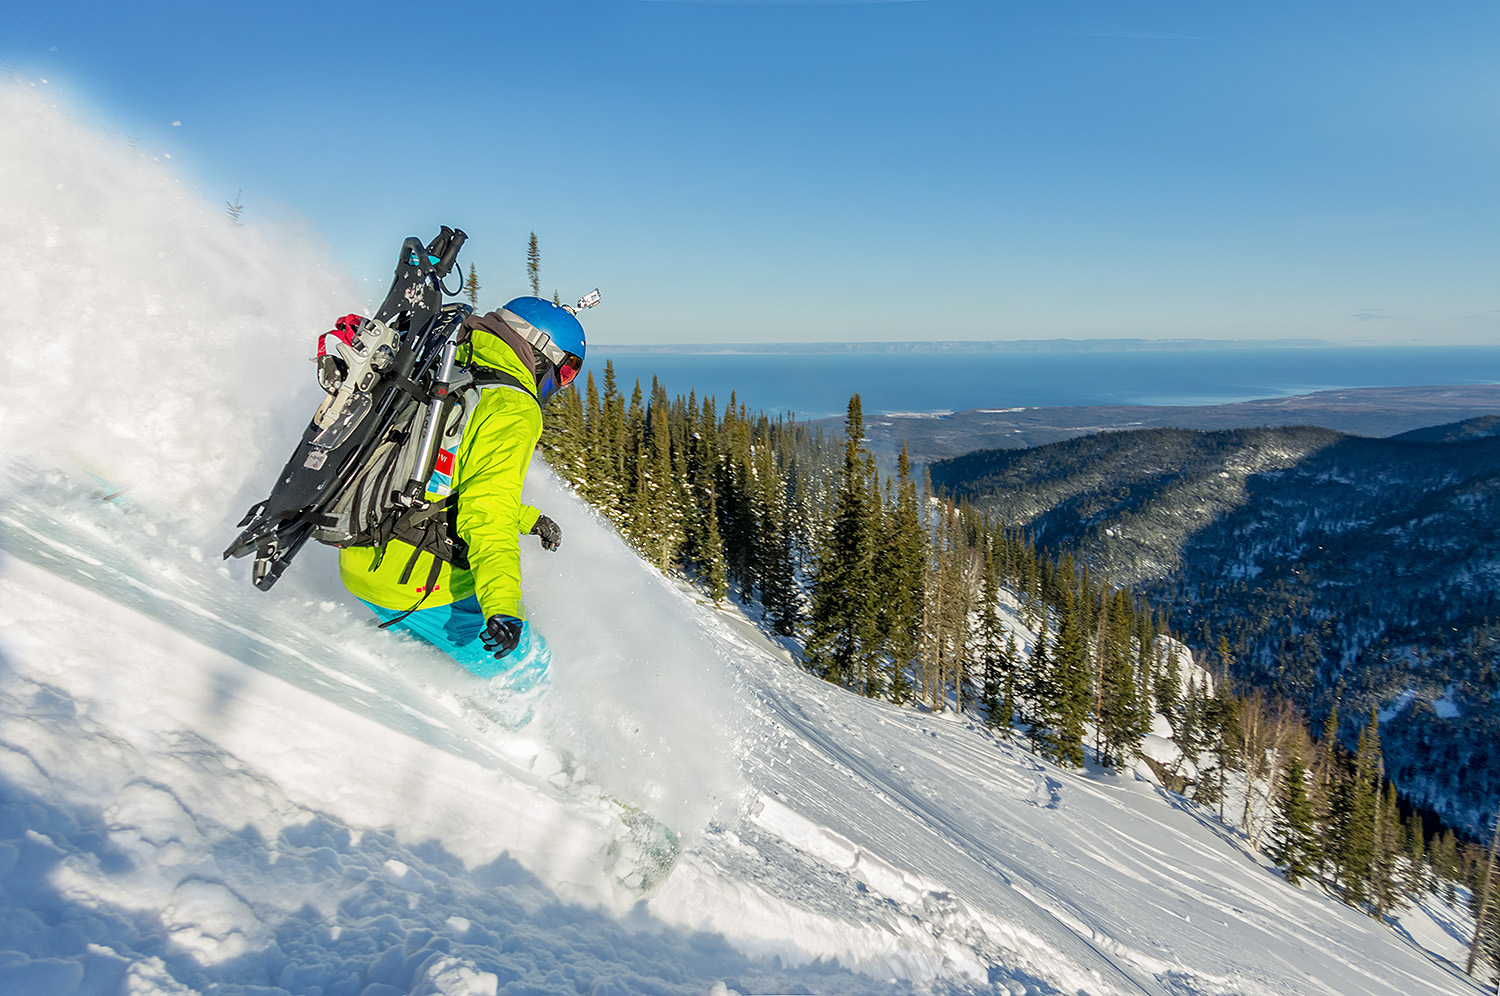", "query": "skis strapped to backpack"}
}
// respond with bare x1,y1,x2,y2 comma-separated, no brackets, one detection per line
224,227,476,591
